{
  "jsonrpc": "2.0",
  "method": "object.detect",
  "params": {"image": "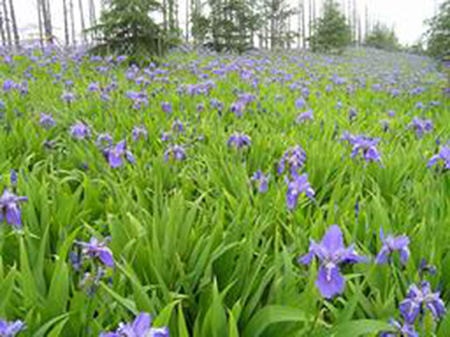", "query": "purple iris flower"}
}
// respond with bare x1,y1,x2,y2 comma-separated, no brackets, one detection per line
103,141,135,168
61,91,76,104
286,173,315,209
408,117,433,137
427,146,450,169
100,313,169,337
415,102,425,110
161,132,171,142
380,319,418,337
87,82,100,92
39,113,56,128
0,189,28,228
172,119,184,133
0,319,26,336
295,97,306,109
278,146,307,175
296,109,314,123
96,133,113,148
70,122,91,140
251,170,268,193
164,145,186,161
375,229,410,264
349,136,381,163
132,126,148,141
10,169,17,187
3,80,14,92
230,101,245,117
227,133,251,149
161,102,172,113
299,225,366,299
78,237,114,268
399,281,446,324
